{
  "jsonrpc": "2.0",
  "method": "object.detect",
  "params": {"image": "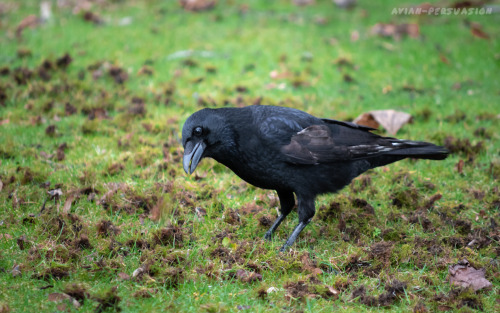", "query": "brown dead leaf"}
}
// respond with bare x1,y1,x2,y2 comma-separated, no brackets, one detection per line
311,268,323,276
62,194,76,214
334,0,357,9
16,15,39,37
149,197,164,222
0,234,13,240
455,159,464,174
470,23,490,40
118,272,130,280
48,292,81,309
179,0,216,11
235,269,262,283
11,264,21,277
48,293,70,302
353,110,412,135
448,259,492,291
372,23,419,40
293,0,315,6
